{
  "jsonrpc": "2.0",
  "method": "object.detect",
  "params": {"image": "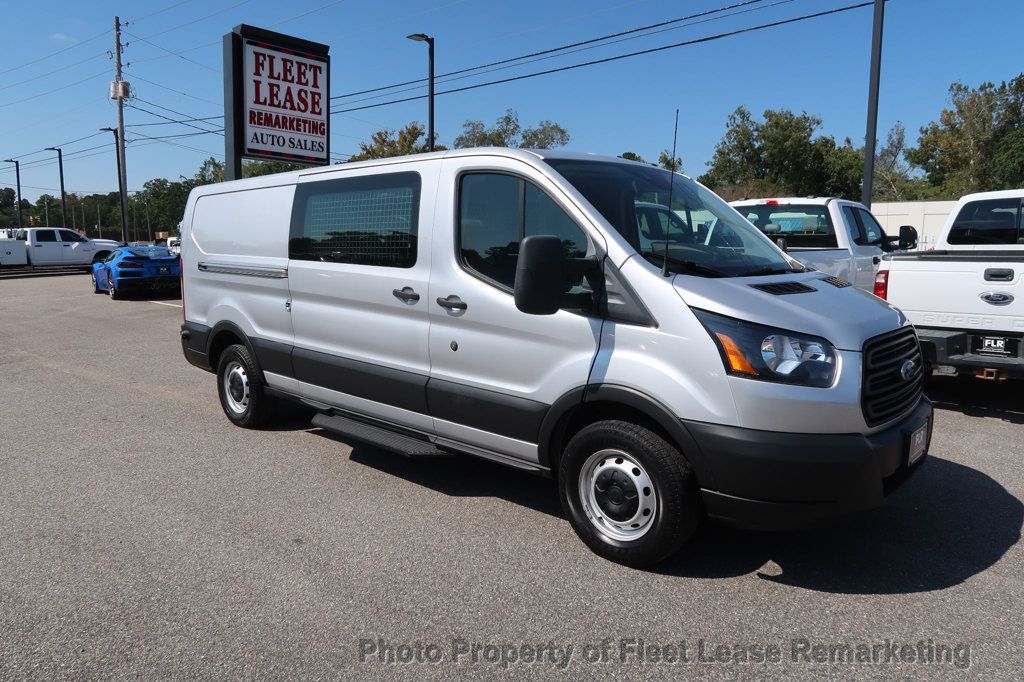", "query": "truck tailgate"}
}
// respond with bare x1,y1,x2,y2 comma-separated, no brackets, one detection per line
887,255,1024,334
